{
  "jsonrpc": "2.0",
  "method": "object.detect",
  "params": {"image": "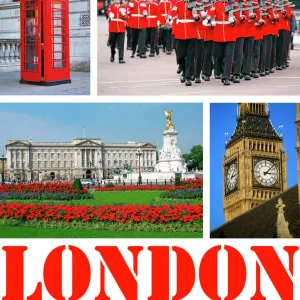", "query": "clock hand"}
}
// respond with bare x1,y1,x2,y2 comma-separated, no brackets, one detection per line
264,165,275,176
231,173,237,180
